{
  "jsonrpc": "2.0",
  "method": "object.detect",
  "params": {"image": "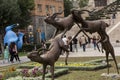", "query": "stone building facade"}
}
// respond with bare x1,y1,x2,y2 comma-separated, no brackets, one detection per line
88,0,116,8
31,0,64,43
